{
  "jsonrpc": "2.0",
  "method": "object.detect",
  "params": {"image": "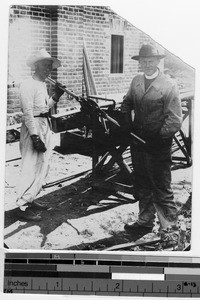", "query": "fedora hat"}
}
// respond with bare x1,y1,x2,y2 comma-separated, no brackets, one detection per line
132,44,165,61
26,48,61,70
